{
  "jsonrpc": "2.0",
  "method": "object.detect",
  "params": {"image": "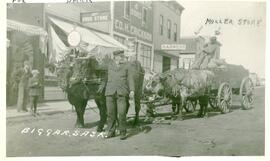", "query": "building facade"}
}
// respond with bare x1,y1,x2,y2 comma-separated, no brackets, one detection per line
113,1,154,71
152,1,184,73
46,2,153,72
7,3,47,105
